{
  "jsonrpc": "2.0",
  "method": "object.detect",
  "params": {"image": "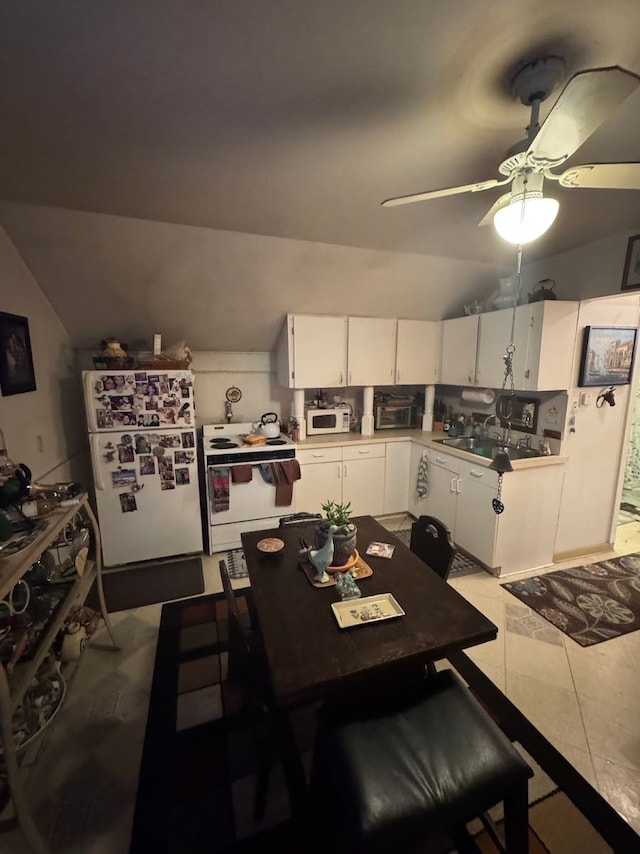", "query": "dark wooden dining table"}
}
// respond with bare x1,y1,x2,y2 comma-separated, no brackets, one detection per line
241,515,498,709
